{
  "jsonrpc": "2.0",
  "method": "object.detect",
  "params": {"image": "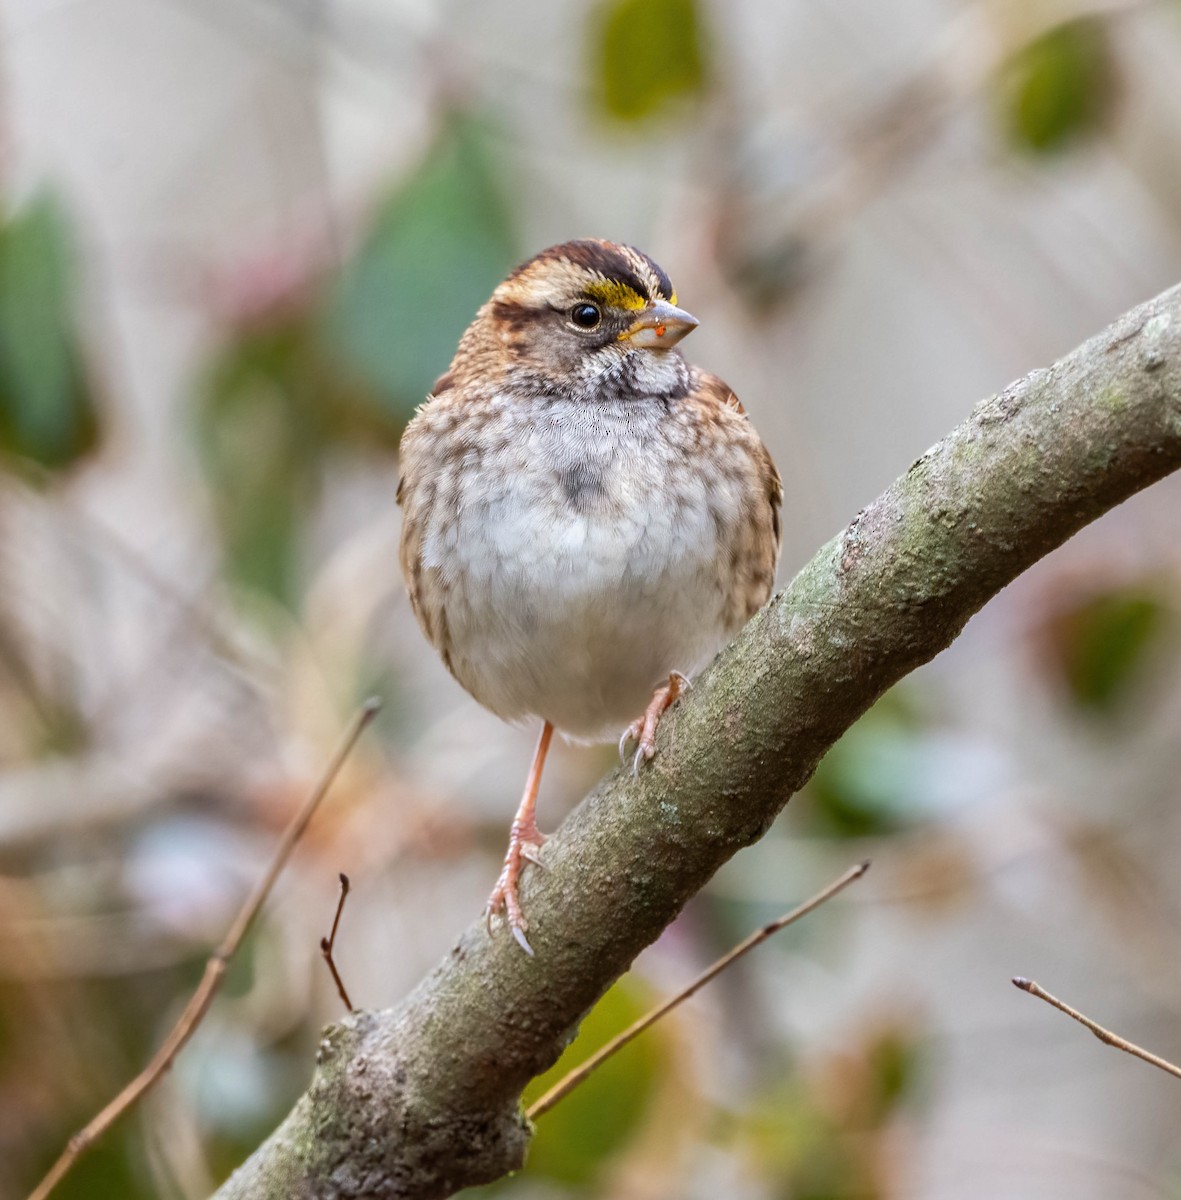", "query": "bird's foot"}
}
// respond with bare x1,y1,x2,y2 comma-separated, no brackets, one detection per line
619,671,692,775
485,816,548,956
